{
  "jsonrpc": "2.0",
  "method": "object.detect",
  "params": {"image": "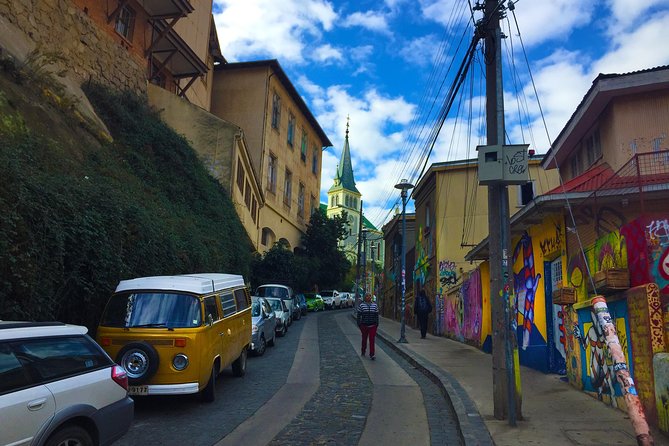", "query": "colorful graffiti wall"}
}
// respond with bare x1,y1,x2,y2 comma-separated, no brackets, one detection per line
442,269,482,344
621,216,669,295
567,230,628,301
572,299,631,409
510,216,566,371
